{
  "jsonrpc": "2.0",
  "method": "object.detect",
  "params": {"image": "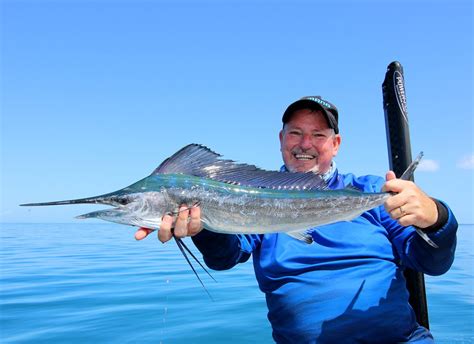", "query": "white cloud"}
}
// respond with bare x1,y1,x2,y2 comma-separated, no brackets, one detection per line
457,154,474,170
418,159,440,172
